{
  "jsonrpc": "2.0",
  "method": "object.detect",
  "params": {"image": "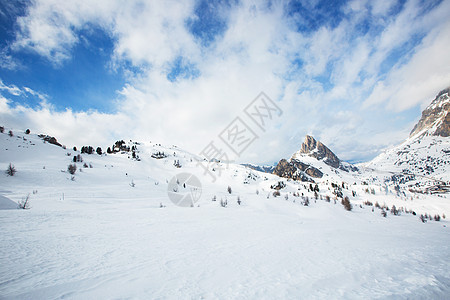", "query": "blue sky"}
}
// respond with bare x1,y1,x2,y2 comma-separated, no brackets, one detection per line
0,0,449,164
